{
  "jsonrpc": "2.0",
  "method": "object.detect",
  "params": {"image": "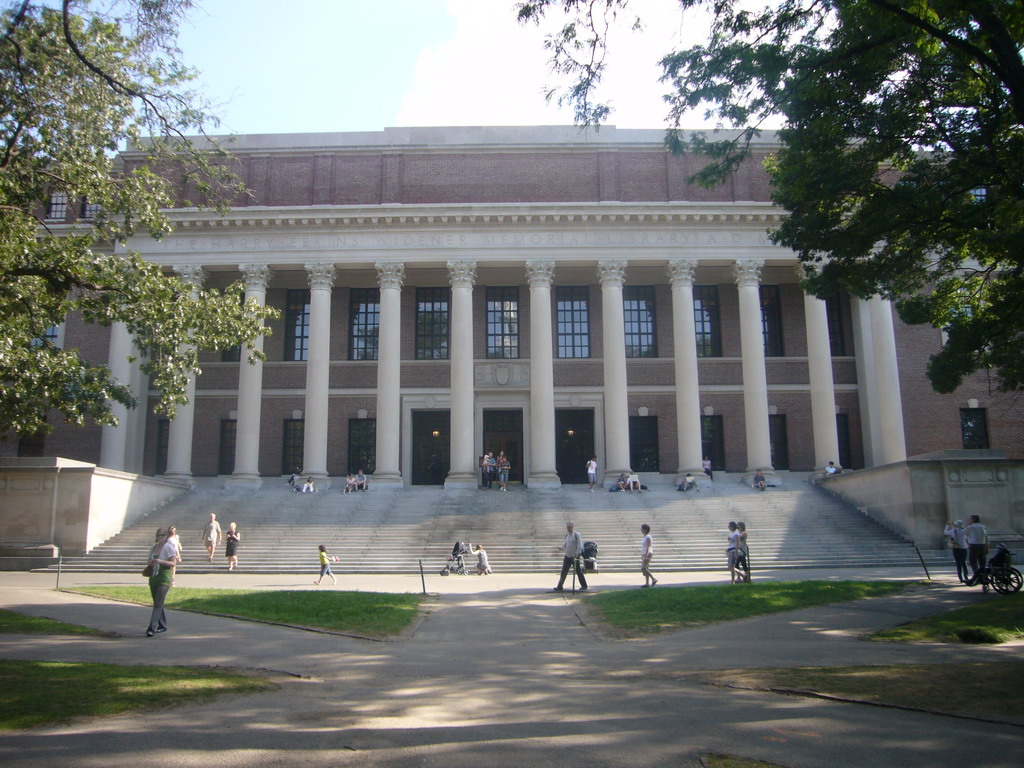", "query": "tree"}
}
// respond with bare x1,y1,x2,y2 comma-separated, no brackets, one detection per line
518,0,1024,393
0,0,275,437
